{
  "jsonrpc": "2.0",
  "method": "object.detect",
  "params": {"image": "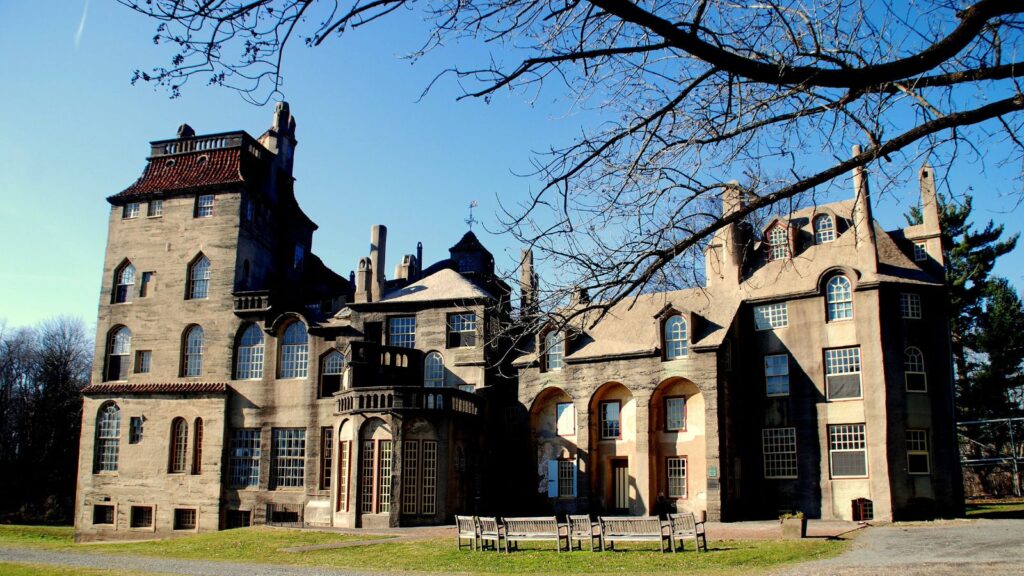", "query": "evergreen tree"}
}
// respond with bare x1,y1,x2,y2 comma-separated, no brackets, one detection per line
969,278,1024,417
